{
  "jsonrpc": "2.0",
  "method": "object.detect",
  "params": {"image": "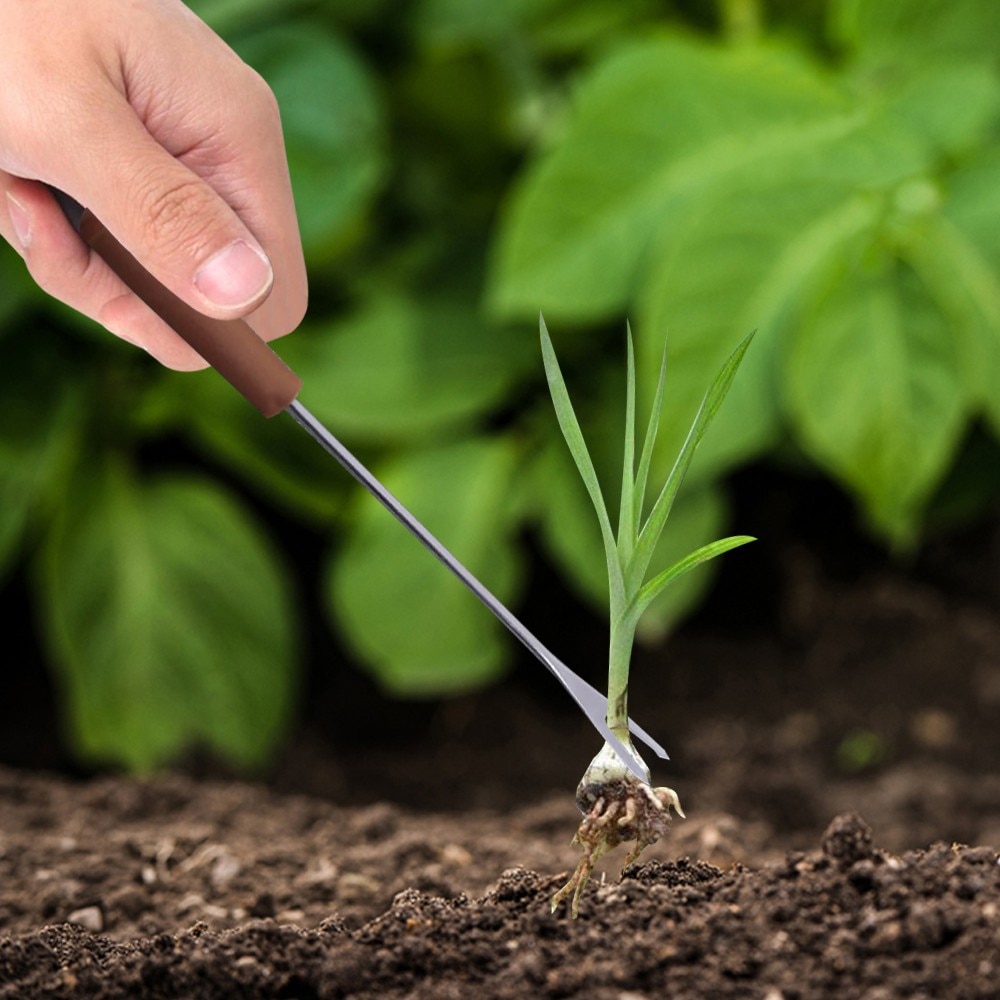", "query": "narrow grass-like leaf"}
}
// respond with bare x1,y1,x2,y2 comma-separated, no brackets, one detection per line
633,331,754,583
633,535,755,617
617,325,637,562
541,321,752,752
631,339,668,555
540,316,624,606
